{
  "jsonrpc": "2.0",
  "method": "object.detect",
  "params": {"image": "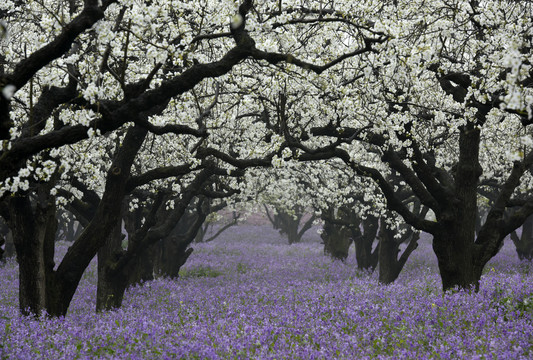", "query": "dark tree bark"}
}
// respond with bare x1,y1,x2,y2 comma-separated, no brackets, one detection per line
0,235,4,262
352,215,379,271
157,233,195,279
321,207,353,261
475,207,488,236
64,154,239,311
153,196,210,279
511,215,533,260
7,183,57,316
320,205,379,270
95,176,200,311
55,210,77,242
4,230,15,259
128,243,158,284
96,219,127,311
157,209,196,278
279,211,300,245
431,127,482,290
378,219,420,284
377,202,428,284
49,125,147,316
0,208,15,261
0,217,8,262
71,221,84,242
122,200,155,285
